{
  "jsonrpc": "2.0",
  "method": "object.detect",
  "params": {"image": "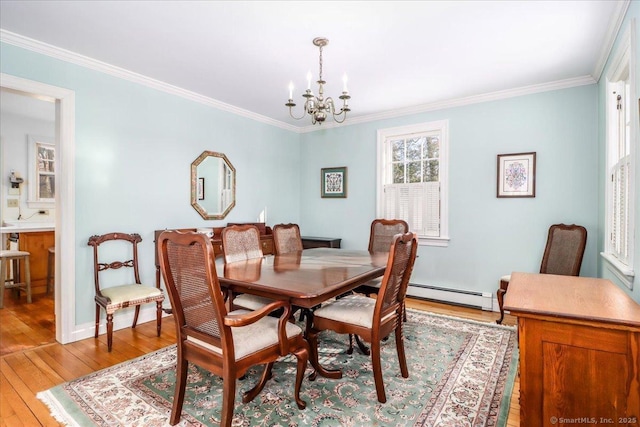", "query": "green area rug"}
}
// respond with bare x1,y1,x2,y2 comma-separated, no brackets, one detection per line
37,310,518,426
